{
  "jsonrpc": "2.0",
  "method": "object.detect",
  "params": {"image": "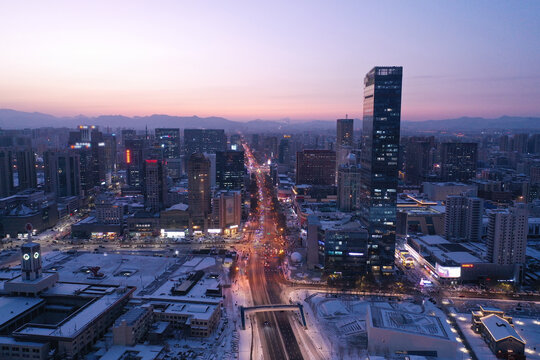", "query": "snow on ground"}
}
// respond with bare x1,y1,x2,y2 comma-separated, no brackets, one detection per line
514,318,540,359
184,257,204,267
455,314,498,360
318,299,350,317
195,257,216,270
302,291,370,359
